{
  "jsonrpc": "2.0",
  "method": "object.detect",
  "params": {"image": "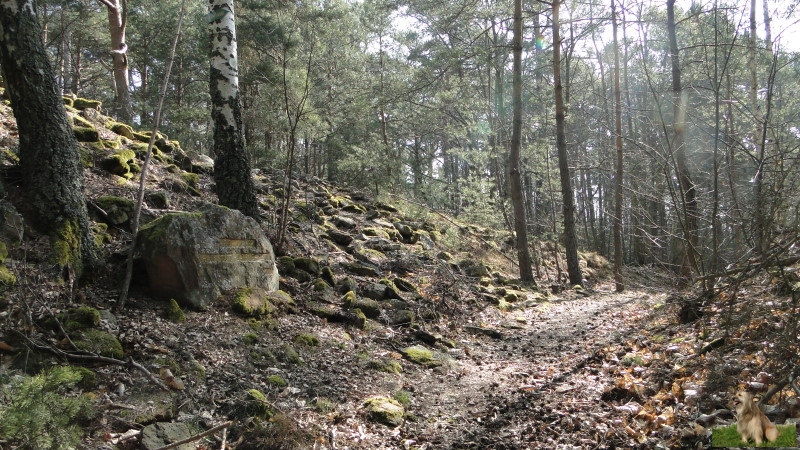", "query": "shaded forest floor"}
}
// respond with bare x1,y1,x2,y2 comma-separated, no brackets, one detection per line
0,99,798,450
